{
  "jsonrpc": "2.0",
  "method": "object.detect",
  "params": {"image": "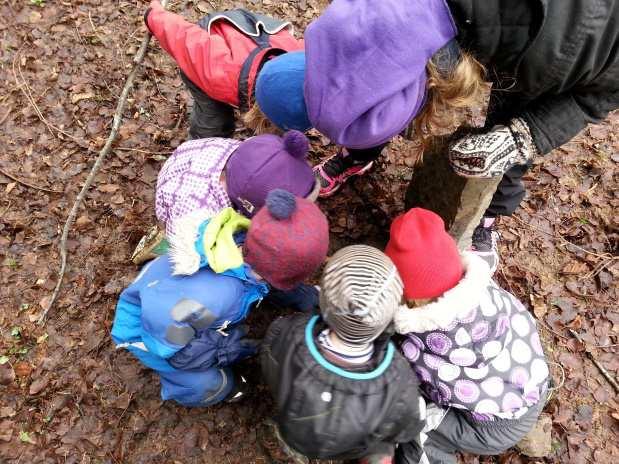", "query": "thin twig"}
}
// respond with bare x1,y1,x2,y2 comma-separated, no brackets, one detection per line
511,215,612,260
0,201,11,217
115,147,172,155
568,329,619,393
538,318,570,341
547,361,566,391
0,105,11,125
546,360,566,401
39,0,170,324
12,49,92,150
12,50,55,138
581,256,618,281
0,166,62,193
